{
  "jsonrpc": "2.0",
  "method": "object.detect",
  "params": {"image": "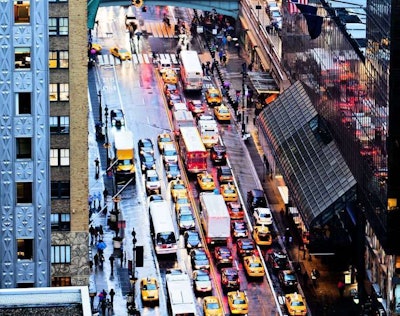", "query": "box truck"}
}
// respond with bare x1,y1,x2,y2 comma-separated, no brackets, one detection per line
114,130,136,184
199,193,230,245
